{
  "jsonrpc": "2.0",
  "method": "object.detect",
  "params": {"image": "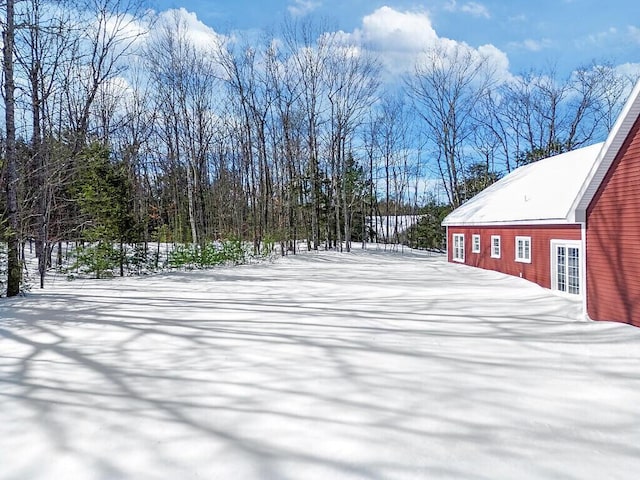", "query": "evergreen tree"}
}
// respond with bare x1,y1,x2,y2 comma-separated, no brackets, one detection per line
72,143,138,277
460,162,501,203
406,202,452,251
516,140,567,166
